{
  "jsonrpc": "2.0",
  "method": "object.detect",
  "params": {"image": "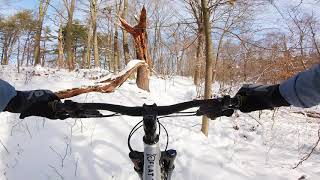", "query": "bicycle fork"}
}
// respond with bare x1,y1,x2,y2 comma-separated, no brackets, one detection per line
129,104,177,180
129,147,177,180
